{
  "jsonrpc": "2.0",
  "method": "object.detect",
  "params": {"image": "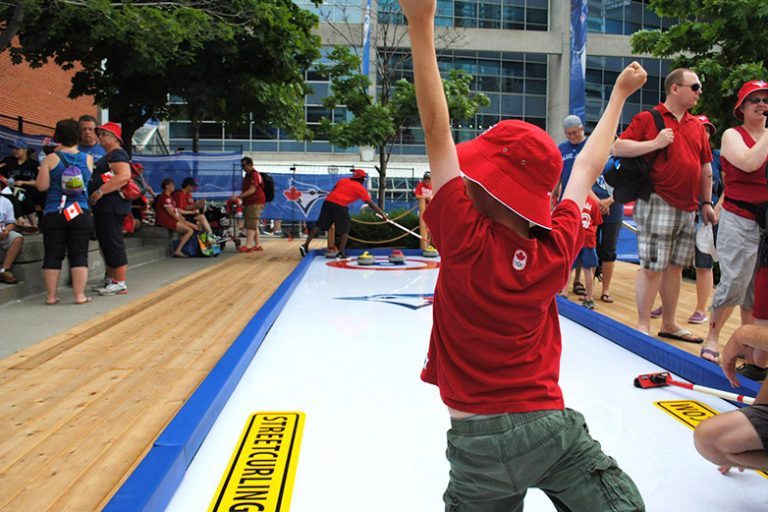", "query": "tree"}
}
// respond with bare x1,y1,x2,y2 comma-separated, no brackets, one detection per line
314,1,485,208
630,0,768,141
3,1,321,154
